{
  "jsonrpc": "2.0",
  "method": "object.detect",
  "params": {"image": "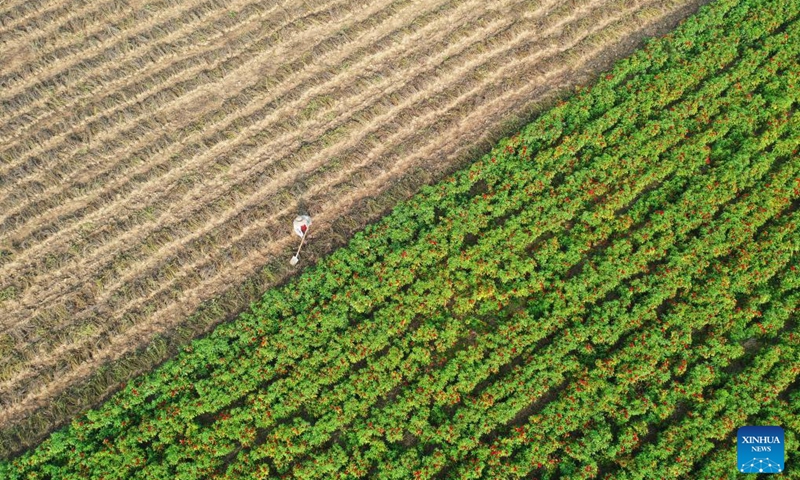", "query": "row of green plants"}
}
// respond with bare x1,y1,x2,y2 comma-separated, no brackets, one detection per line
2,0,798,477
